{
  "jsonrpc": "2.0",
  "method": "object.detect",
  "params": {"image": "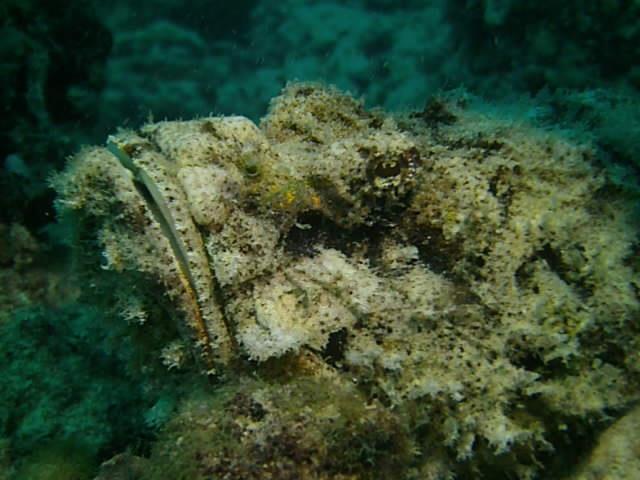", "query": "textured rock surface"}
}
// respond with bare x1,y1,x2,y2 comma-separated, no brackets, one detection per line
55,83,639,479
569,404,640,480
